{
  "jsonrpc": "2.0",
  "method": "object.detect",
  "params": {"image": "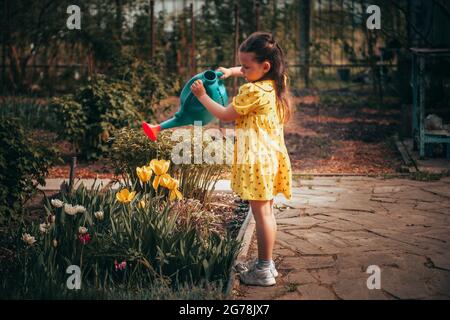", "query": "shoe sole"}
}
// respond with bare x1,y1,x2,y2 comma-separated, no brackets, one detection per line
233,264,279,278
239,277,276,287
